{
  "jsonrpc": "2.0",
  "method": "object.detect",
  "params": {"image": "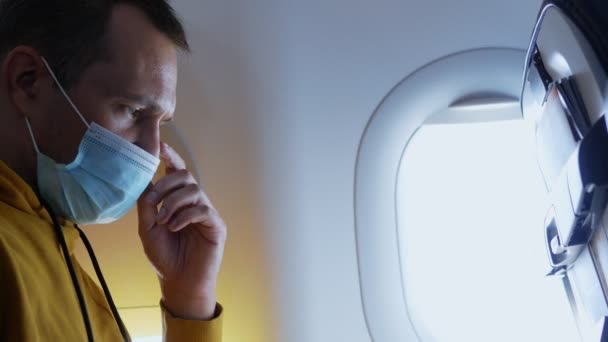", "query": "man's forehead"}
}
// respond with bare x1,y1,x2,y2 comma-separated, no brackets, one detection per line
82,53,177,115
90,4,179,115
